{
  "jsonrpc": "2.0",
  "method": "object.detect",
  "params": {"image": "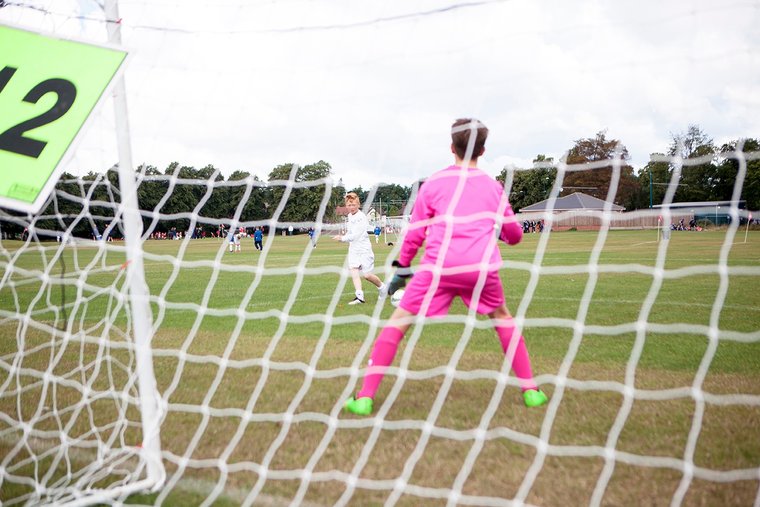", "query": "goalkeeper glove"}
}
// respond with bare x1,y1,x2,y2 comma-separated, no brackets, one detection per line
388,260,412,295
